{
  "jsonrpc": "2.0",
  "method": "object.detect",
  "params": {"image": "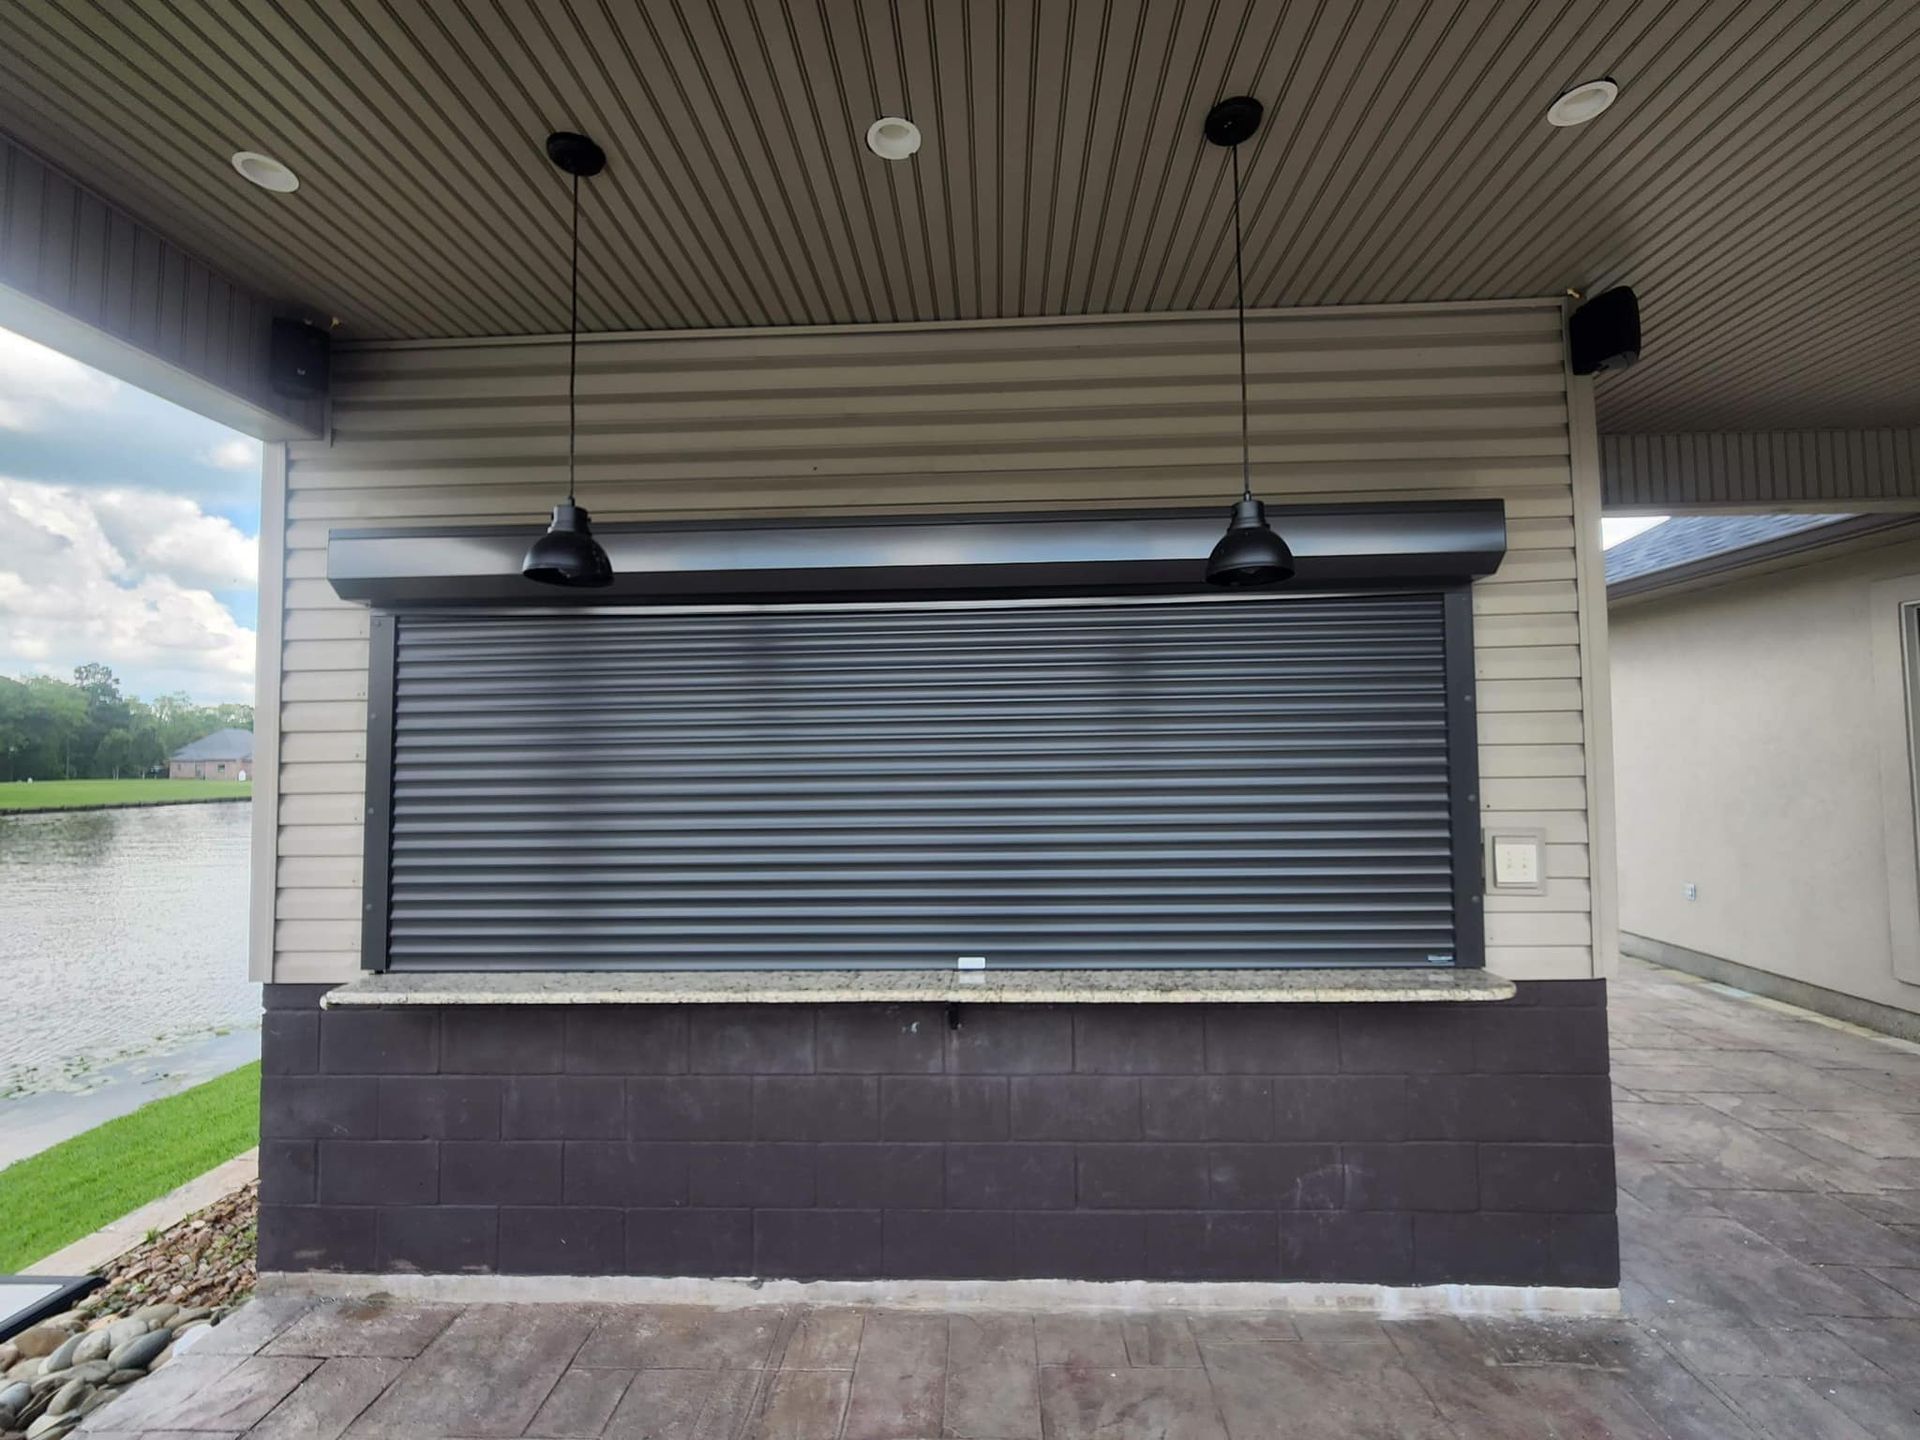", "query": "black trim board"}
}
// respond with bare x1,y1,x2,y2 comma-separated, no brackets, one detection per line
328,501,1507,606
1443,587,1486,970
357,612,397,981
